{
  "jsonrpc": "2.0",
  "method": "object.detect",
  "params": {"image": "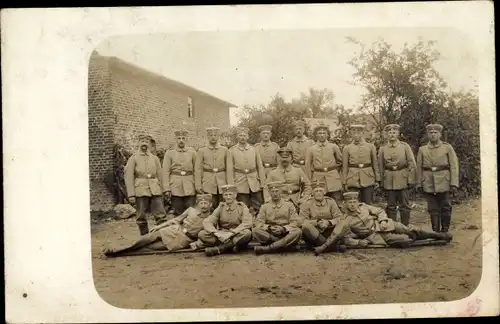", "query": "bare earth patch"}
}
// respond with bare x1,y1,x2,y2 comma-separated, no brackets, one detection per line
91,198,482,309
